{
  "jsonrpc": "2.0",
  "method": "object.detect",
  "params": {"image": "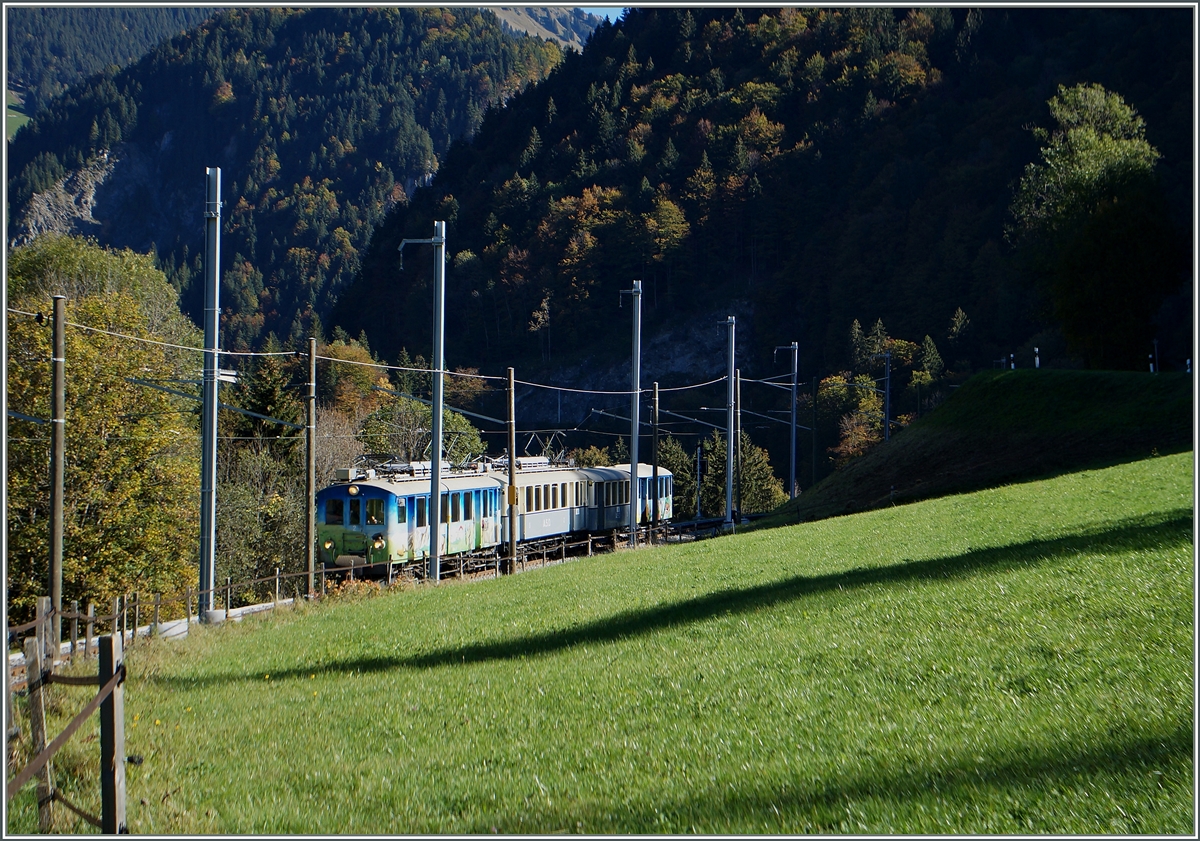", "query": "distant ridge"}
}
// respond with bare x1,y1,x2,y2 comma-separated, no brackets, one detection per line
491,6,601,51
